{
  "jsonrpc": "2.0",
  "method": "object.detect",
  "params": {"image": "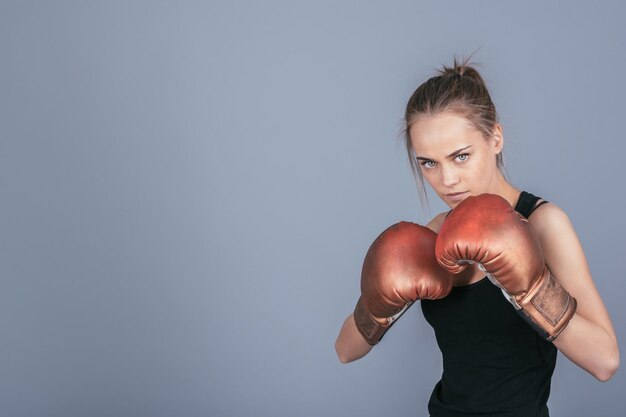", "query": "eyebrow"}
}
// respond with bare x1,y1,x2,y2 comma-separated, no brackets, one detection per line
415,145,472,161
